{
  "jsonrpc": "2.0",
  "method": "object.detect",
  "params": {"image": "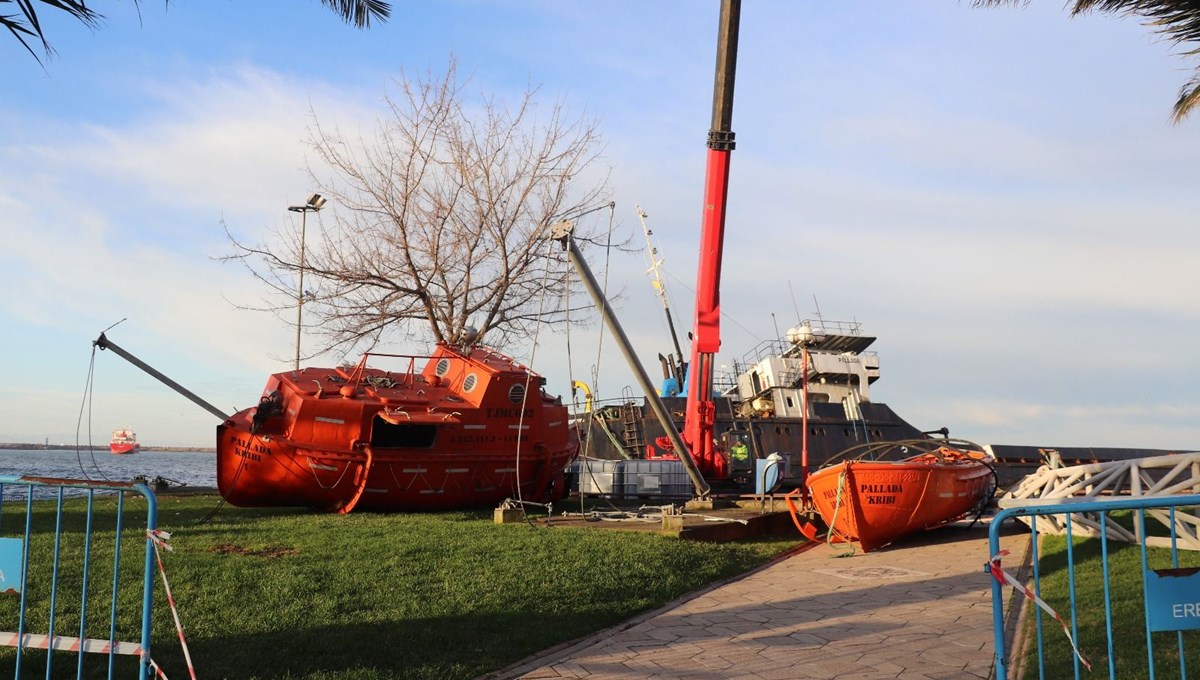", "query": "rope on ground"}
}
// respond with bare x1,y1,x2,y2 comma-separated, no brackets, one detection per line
560,510,660,523
826,468,856,558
